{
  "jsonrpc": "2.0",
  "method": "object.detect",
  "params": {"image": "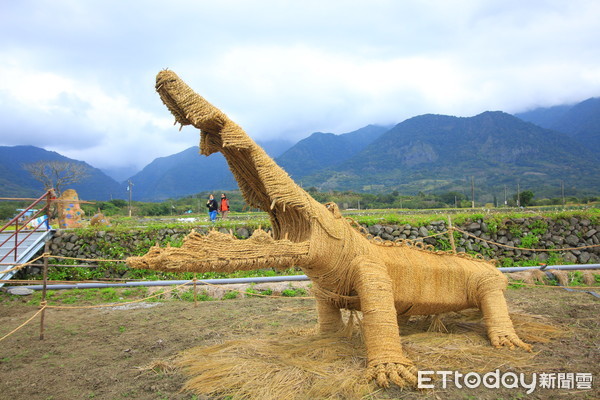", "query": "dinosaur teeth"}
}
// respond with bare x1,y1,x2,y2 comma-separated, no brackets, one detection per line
270,198,277,210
